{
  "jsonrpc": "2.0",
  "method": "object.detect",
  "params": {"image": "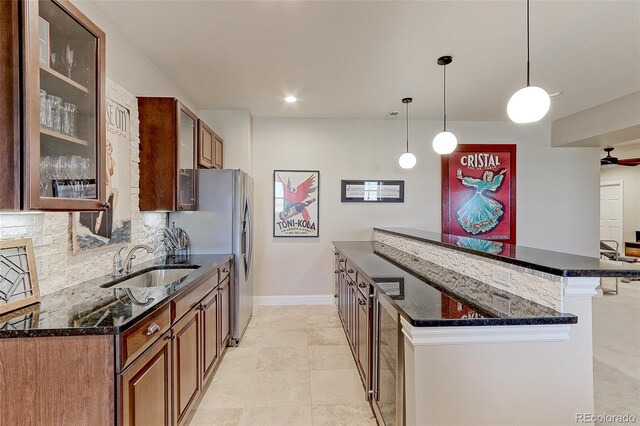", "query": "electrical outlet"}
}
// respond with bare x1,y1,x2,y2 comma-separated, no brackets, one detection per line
492,268,511,287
